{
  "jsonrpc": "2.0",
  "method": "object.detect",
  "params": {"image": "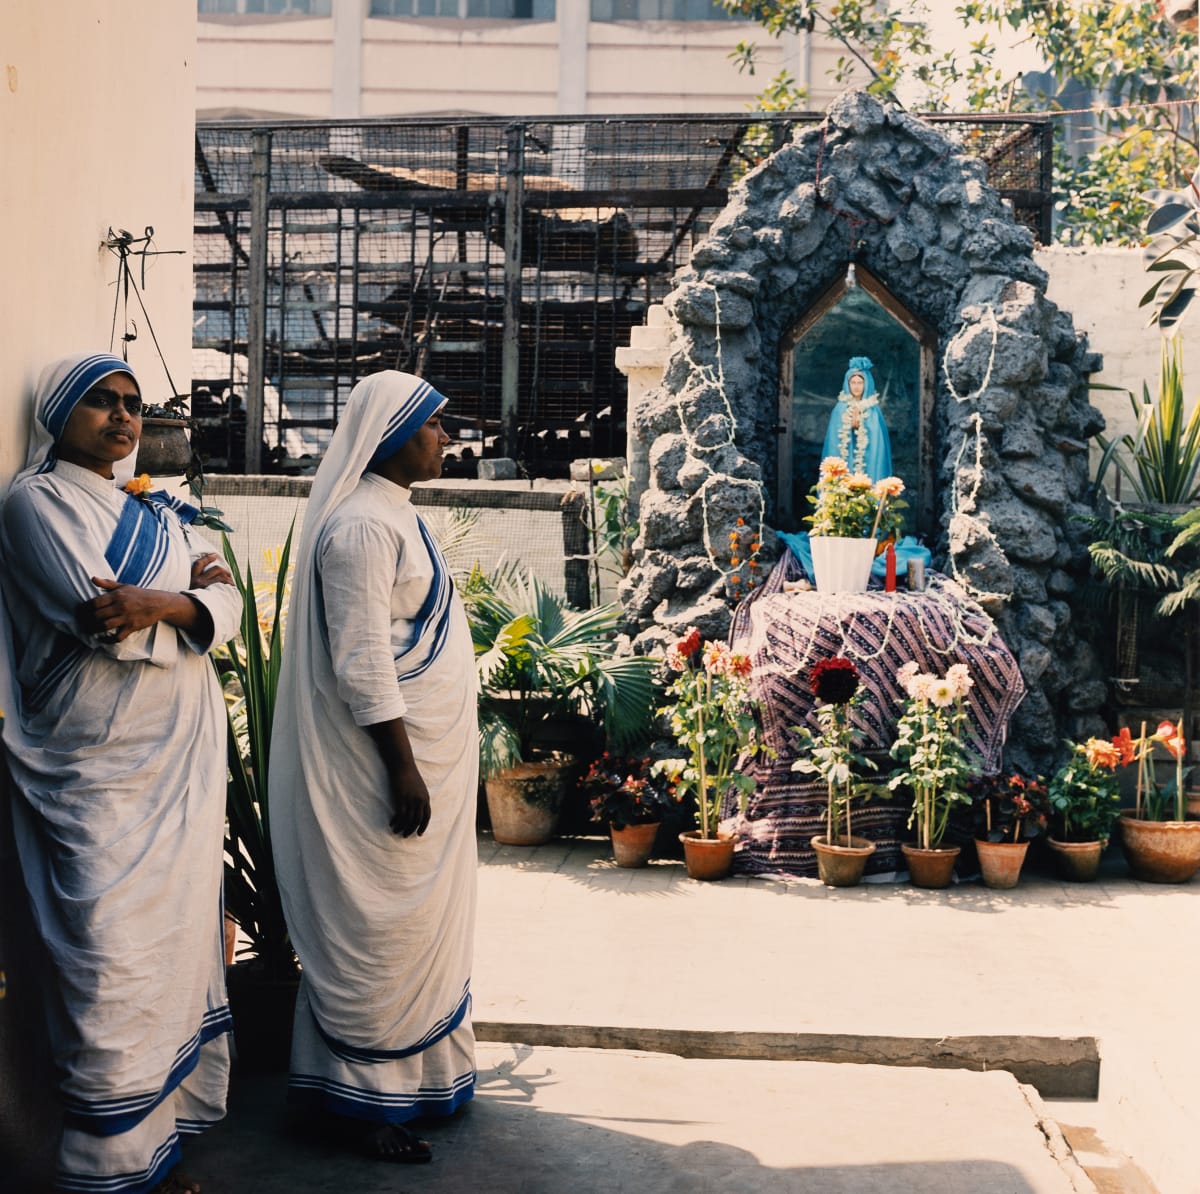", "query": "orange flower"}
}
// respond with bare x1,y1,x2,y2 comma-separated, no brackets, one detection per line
1111,726,1136,767
123,473,152,496
736,517,746,527
1153,720,1186,760
1084,737,1120,770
